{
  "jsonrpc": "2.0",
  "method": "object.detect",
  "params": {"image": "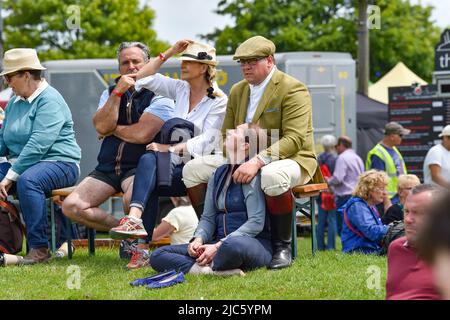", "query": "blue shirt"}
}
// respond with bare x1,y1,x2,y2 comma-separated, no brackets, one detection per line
98,89,174,122
318,151,338,174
